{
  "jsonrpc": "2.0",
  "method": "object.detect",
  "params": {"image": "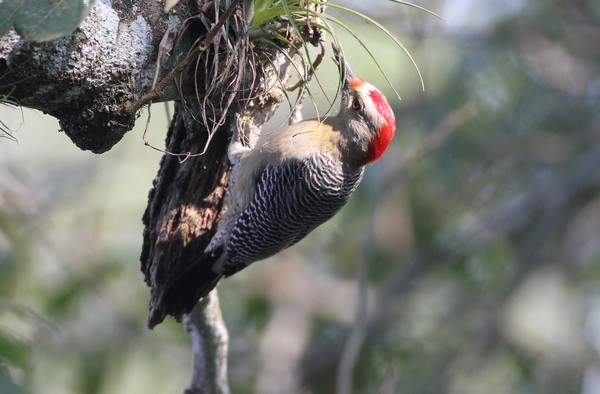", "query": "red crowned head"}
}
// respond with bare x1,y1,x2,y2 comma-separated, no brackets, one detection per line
340,68,396,167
